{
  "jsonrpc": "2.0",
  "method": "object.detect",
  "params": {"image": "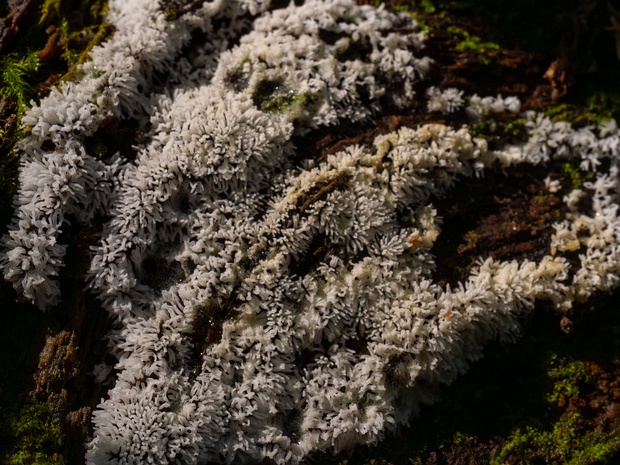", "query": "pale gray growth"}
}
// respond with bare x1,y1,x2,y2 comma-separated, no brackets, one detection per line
1,0,620,464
